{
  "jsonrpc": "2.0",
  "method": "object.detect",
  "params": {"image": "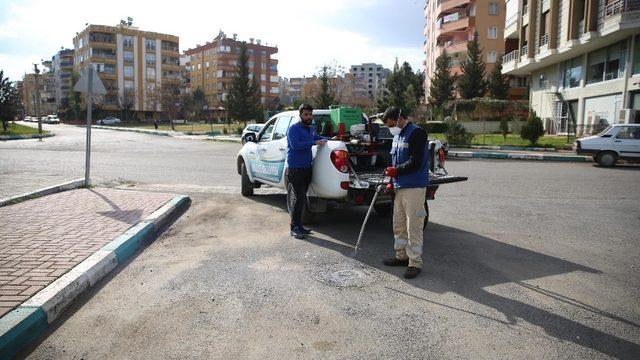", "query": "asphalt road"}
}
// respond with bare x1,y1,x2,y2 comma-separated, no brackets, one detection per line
4,124,640,359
